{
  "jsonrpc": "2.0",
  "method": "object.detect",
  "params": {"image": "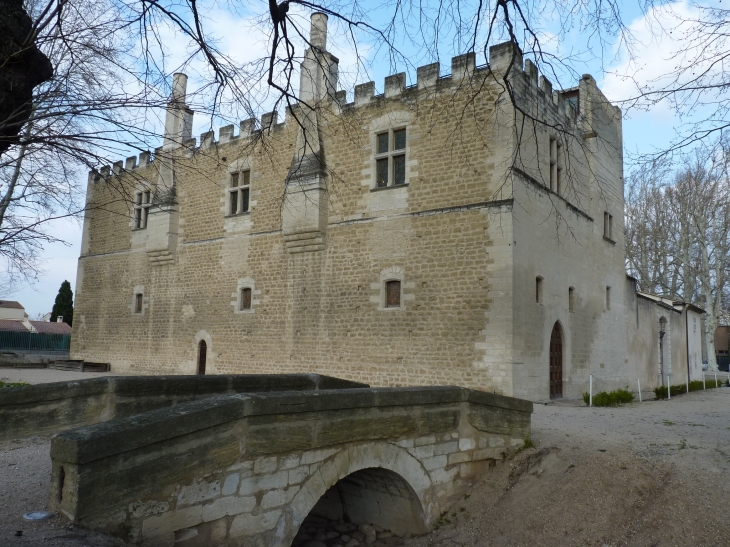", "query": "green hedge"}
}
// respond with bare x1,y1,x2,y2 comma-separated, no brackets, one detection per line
583,388,635,406
654,378,725,399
